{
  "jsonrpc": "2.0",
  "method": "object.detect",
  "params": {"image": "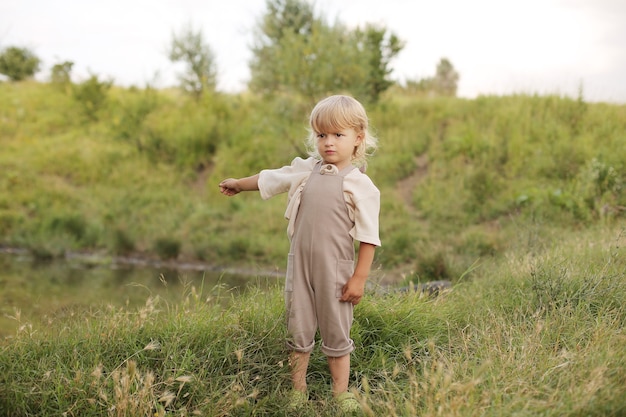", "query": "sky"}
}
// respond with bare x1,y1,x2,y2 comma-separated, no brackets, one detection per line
1,0,625,103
